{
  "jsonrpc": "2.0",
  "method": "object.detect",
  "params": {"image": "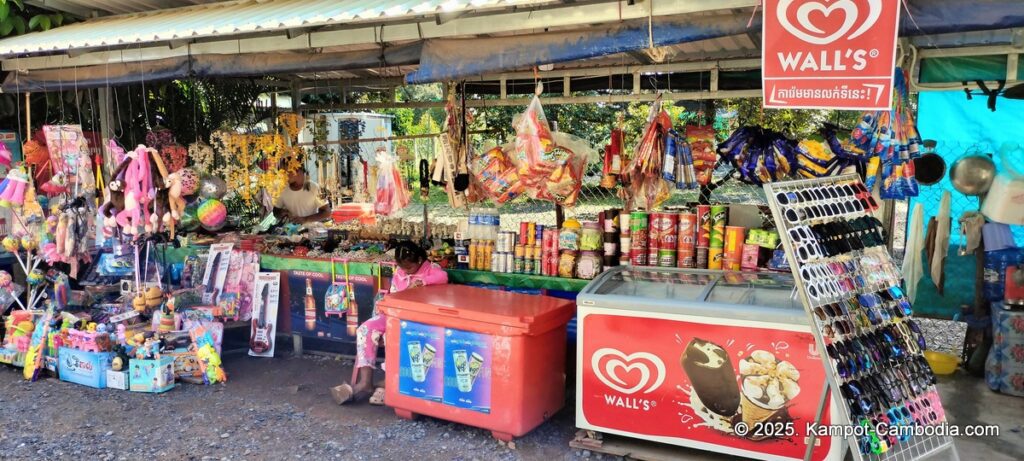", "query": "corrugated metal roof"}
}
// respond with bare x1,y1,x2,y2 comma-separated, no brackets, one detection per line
0,0,555,56
30,0,218,16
